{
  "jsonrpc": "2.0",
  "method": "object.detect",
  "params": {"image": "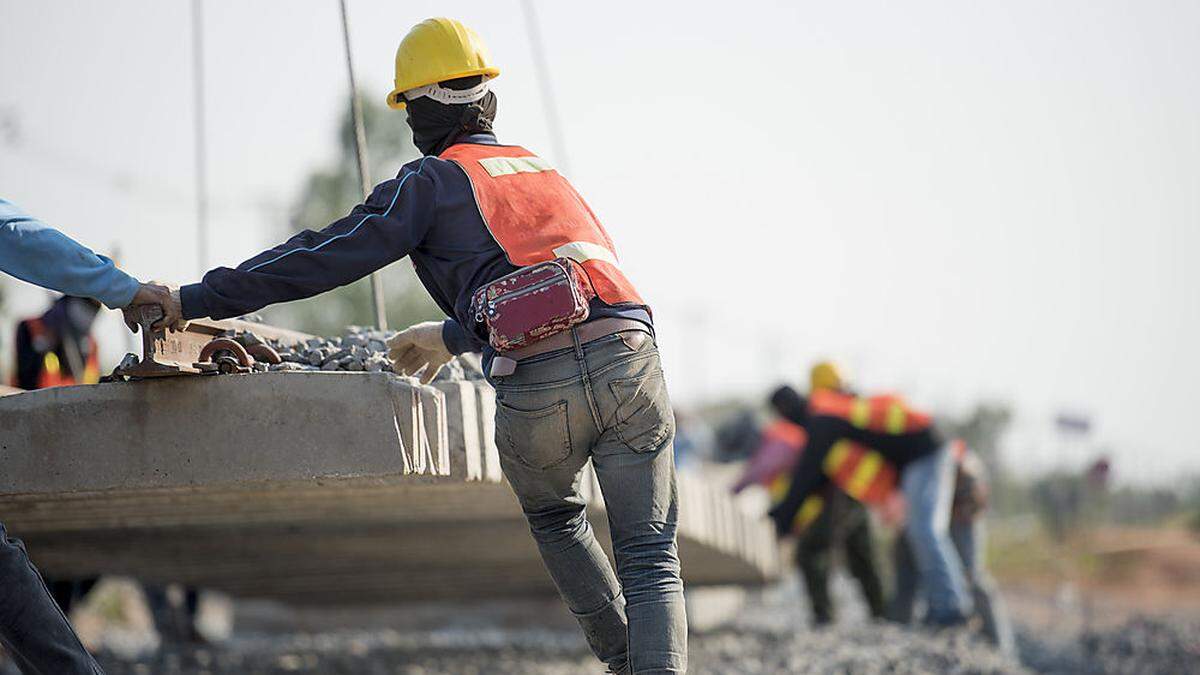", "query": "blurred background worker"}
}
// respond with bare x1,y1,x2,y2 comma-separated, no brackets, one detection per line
735,366,885,627
0,197,169,675
769,381,974,626
889,441,1015,654
153,17,686,674
794,363,886,625
12,295,101,390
